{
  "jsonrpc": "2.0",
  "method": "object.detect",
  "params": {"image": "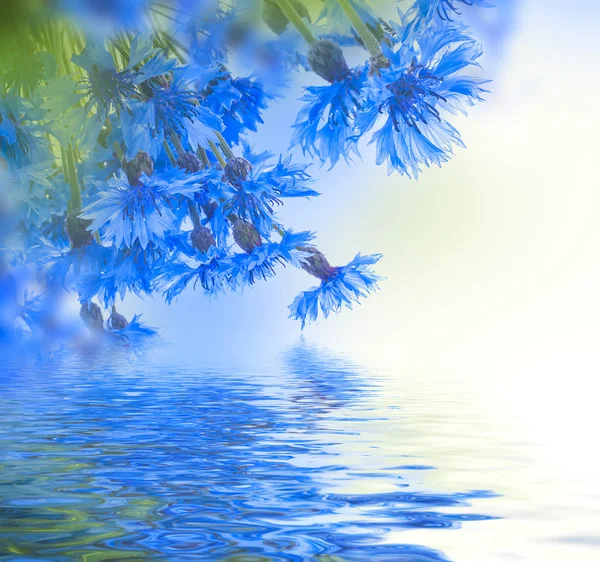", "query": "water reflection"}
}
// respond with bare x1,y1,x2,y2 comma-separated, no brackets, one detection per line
0,344,495,561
